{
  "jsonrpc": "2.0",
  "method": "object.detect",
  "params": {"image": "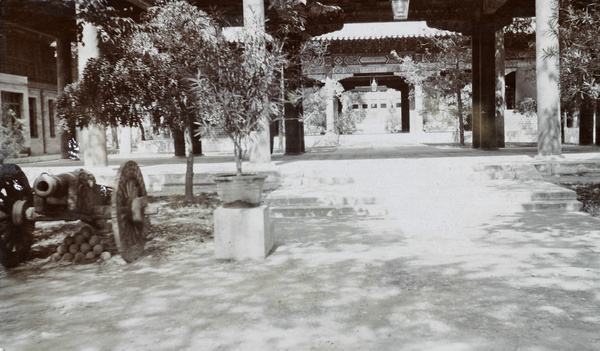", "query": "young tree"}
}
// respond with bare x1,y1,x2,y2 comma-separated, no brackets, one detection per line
191,28,287,176
393,34,472,145
58,1,221,201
